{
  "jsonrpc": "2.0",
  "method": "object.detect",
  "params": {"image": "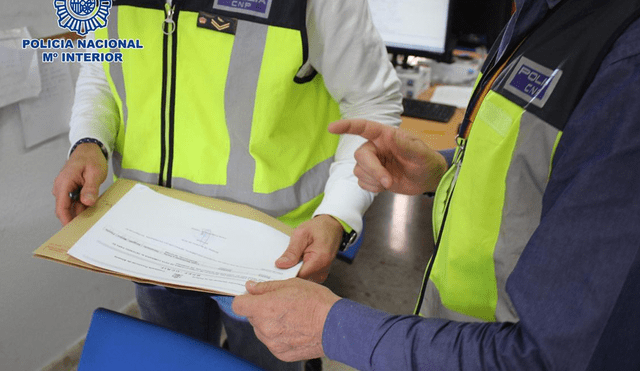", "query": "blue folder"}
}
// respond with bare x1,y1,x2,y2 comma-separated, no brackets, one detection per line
78,308,263,371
